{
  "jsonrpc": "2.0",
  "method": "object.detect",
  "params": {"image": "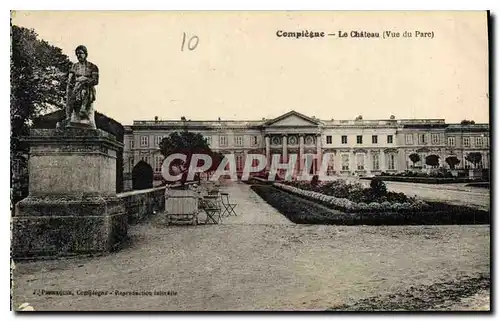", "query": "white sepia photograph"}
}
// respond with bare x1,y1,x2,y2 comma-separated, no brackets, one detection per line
9,10,491,312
